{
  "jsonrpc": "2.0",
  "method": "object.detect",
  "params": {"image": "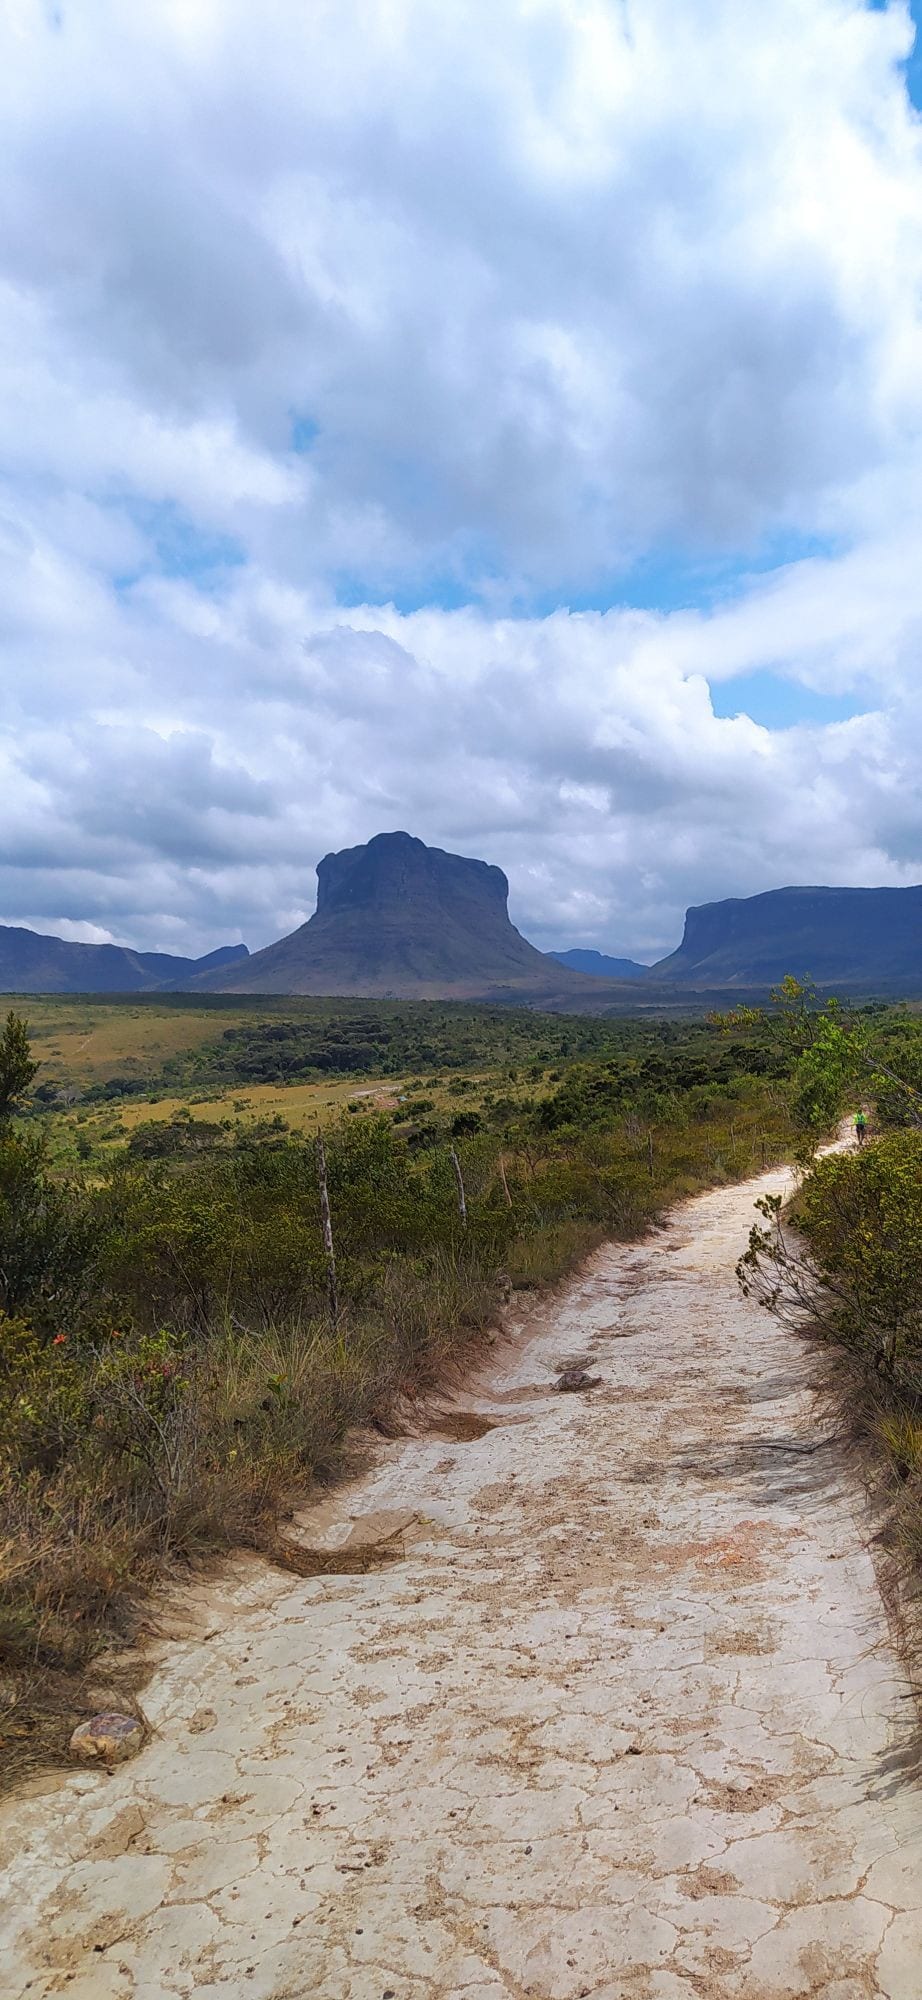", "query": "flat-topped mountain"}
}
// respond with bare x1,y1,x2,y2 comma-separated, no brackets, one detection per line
0,927,248,995
650,884,922,991
197,831,625,1002
7,859,922,1004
